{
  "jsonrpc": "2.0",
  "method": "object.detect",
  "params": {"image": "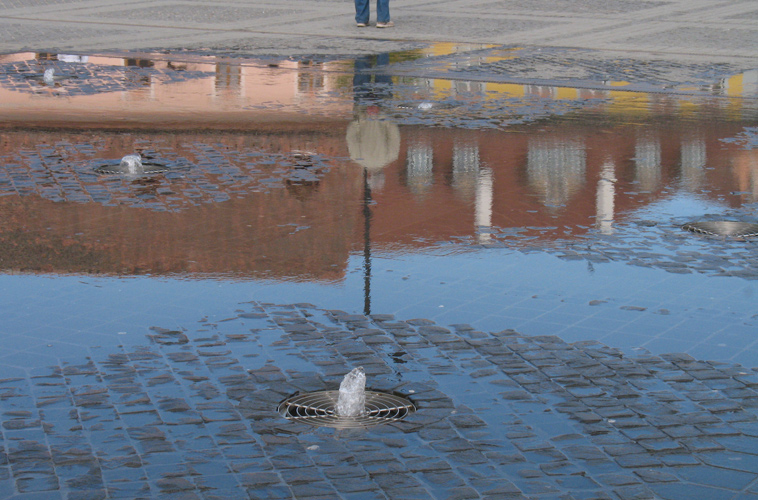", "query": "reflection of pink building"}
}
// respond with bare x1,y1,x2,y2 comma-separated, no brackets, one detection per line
0,53,352,130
